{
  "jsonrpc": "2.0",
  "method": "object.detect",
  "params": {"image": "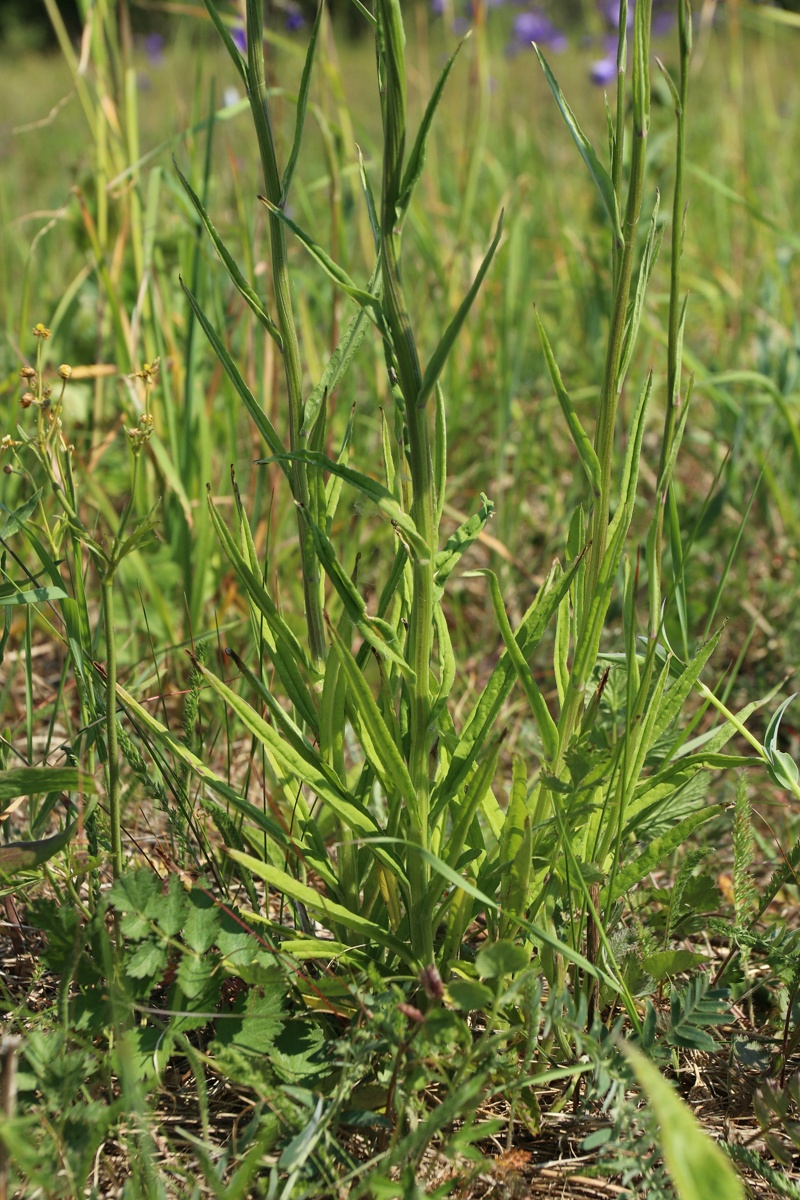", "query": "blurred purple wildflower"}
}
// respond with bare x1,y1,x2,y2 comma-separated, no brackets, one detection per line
430,0,446,14
144,32,165,67
232,23,247,54
511,10,567,53
285,7,306,31
590,56,617,86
